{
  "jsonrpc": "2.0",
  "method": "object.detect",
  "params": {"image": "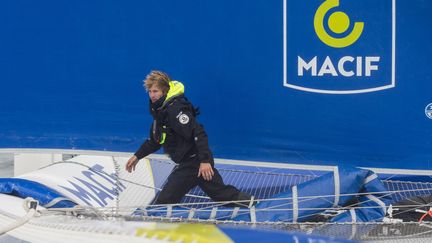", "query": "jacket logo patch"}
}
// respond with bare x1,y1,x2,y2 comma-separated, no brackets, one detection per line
179,114,189,124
